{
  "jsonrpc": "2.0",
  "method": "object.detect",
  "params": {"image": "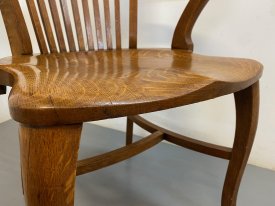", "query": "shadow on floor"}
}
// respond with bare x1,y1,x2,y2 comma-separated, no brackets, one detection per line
0,120,274,206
